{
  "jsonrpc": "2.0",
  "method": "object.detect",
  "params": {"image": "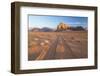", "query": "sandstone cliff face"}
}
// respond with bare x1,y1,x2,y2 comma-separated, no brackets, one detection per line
57,22,70,31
